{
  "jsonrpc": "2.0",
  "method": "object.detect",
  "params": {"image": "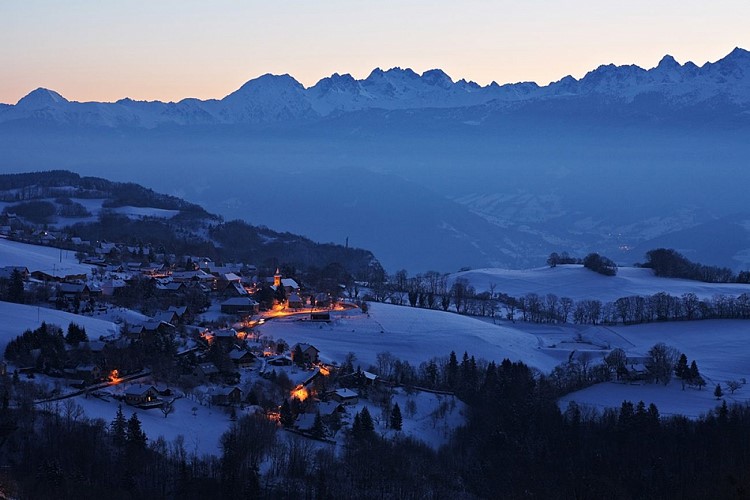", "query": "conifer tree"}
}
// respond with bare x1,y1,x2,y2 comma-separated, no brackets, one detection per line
714,384,724,400
351,412,363,439
280,399,294,427
360,406,374,433
311,411,325,439
111,404,127,447
675,353,689,379
390,402,403,431
126,412,147,449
